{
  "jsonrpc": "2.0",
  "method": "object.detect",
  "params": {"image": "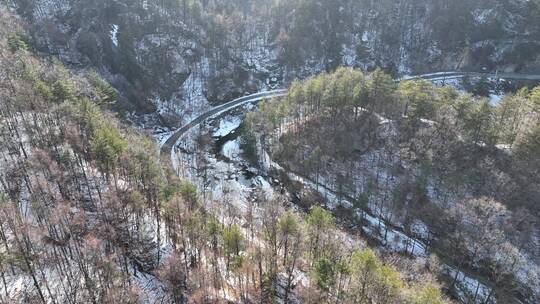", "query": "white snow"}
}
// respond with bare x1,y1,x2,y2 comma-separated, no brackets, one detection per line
361,31,370,42
213,116,242,137
110,24,119,47
131,266,169,303
154,130,174,146
32,0,70,21
429,77,464,88
489,93,503,105
222,139,243,161
473,9,494,25
442,265,496,304
359,211,427,257
264,152,428,257
342,43,357,66
410,220,430,240
252,176,275,199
